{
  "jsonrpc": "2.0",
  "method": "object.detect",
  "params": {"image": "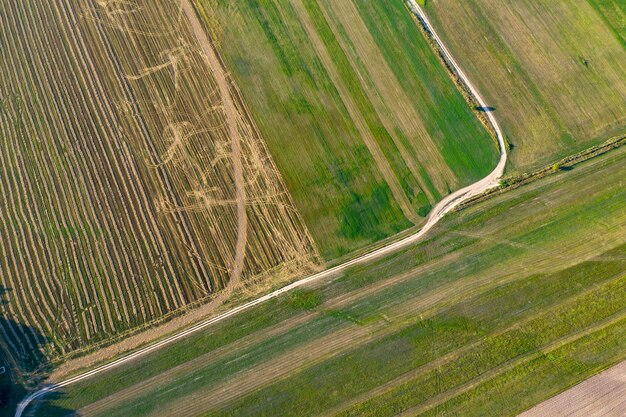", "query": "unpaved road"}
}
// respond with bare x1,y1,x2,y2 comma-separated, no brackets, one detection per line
15,2,506,415
179,0,248,303
518,360,626,417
